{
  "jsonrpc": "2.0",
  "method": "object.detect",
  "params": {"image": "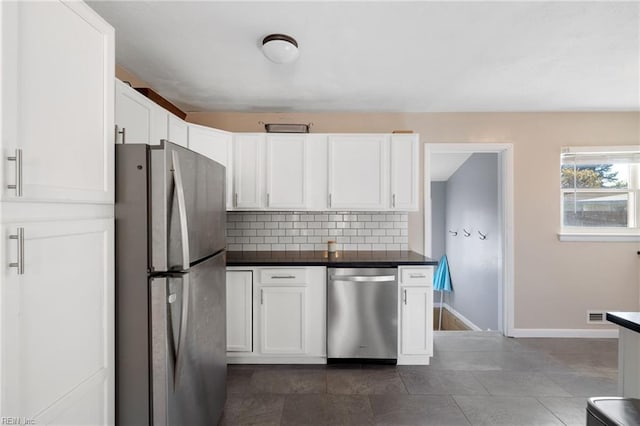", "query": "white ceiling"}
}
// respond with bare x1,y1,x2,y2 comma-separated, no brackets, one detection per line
88,1,640,113
430,153,473,182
